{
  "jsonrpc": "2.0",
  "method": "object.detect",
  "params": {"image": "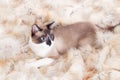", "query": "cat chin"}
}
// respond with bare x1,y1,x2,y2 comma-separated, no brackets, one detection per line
29,37,54,57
